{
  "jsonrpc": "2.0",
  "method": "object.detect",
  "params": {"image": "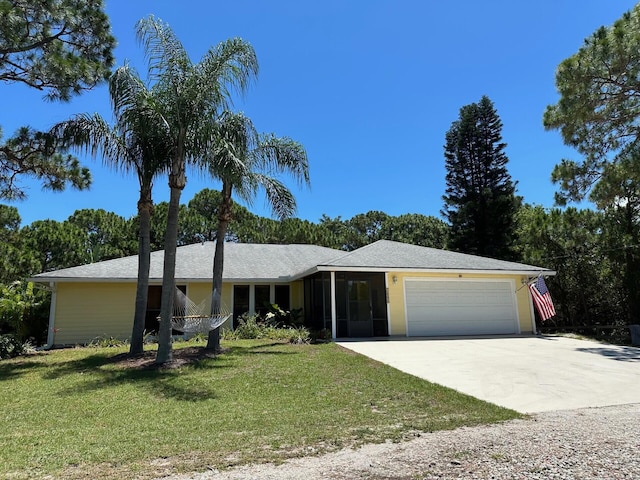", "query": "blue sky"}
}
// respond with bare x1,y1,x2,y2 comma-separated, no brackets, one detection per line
4,1,637,226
